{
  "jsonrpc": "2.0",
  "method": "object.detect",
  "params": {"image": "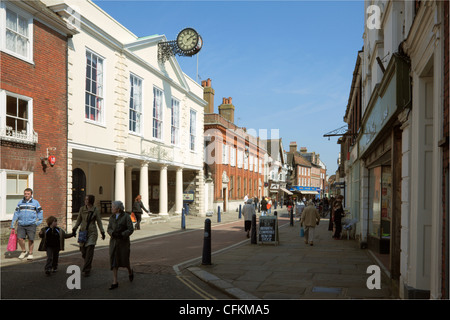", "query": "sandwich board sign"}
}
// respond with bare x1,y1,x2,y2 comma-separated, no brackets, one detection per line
258,215,279,245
